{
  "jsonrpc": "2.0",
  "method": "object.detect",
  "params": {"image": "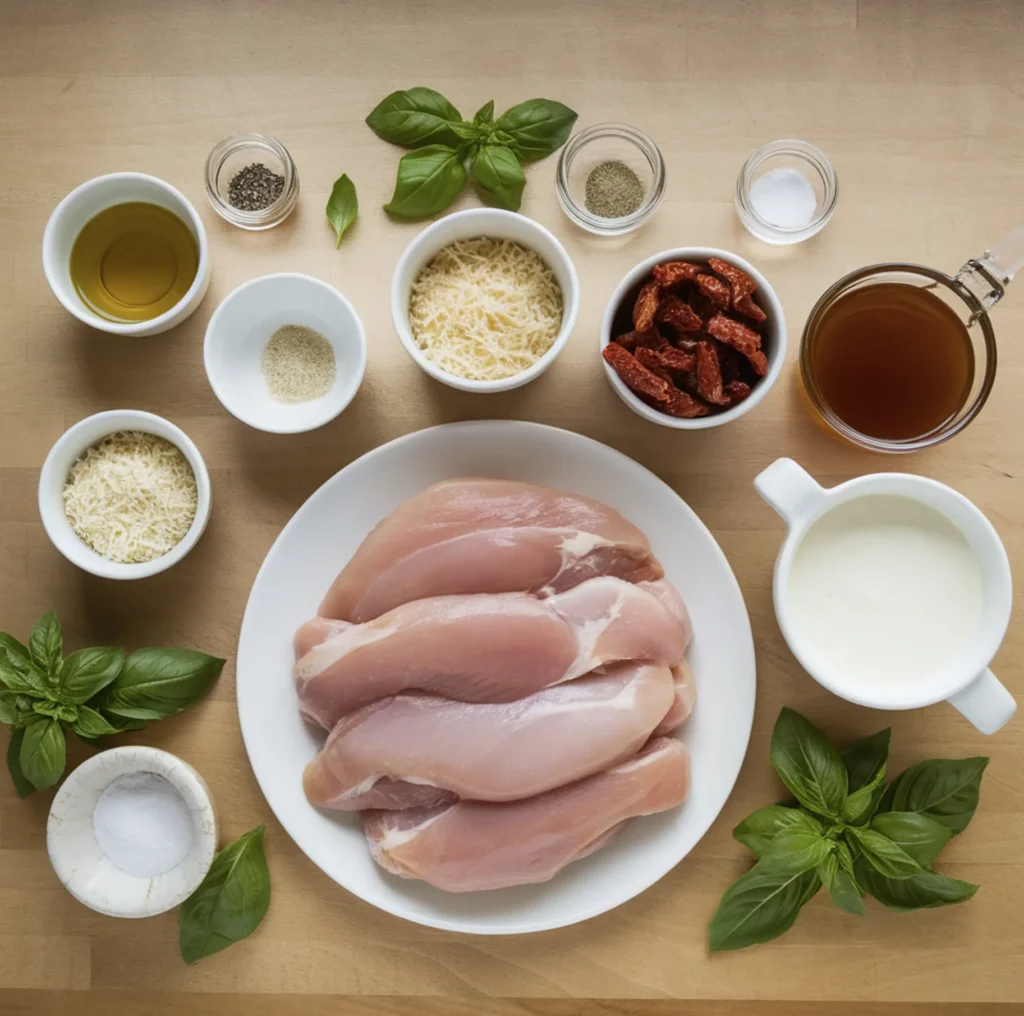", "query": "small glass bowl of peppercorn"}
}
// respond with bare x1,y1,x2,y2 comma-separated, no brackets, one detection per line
205,133,299,230
556,123,665,237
